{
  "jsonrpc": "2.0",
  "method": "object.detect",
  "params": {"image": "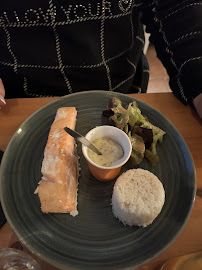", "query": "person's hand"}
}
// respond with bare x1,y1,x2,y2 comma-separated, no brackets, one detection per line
193,93,202,118
0,79,6,108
